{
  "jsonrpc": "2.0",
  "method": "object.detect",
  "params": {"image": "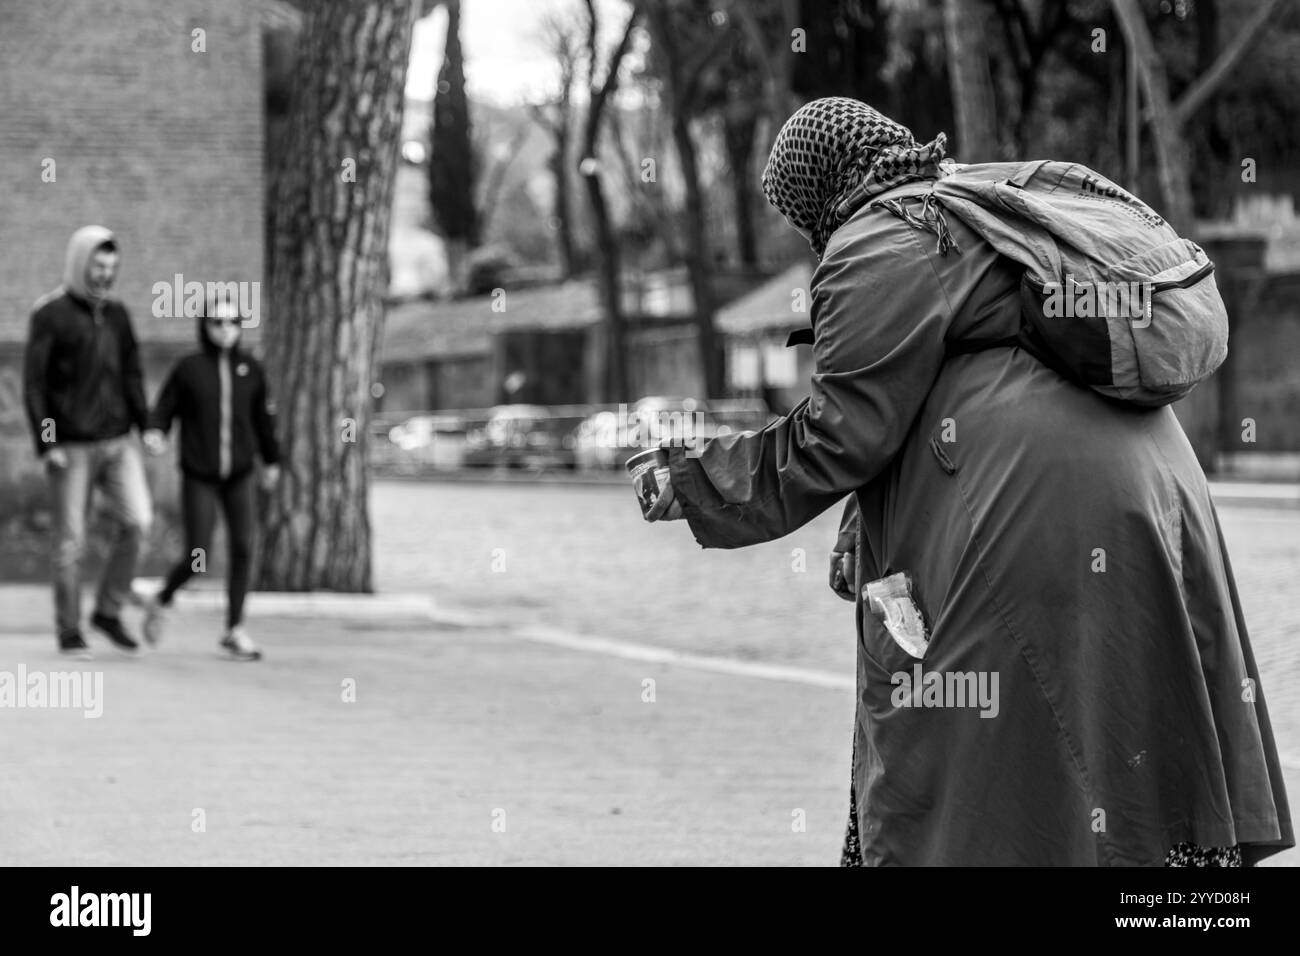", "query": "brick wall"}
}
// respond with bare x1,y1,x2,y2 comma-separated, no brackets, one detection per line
0,0,266,513
0,0,264,349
